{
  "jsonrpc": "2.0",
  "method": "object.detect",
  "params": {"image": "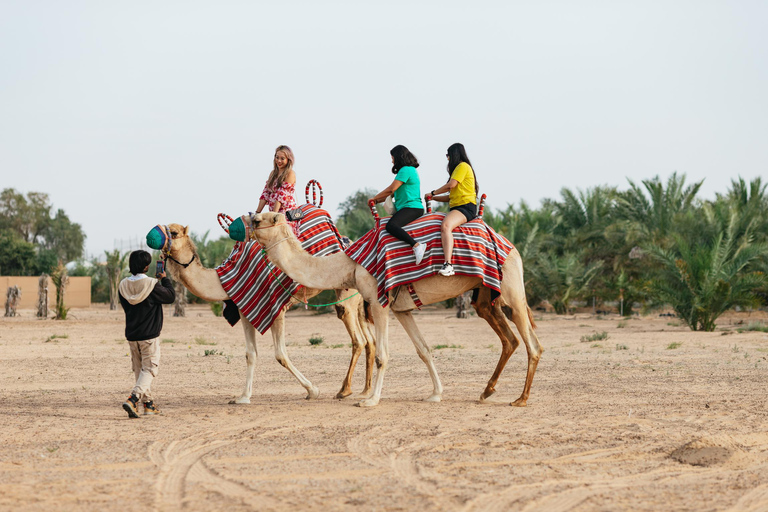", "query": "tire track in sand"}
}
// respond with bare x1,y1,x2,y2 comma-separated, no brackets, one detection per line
148,423,289,512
